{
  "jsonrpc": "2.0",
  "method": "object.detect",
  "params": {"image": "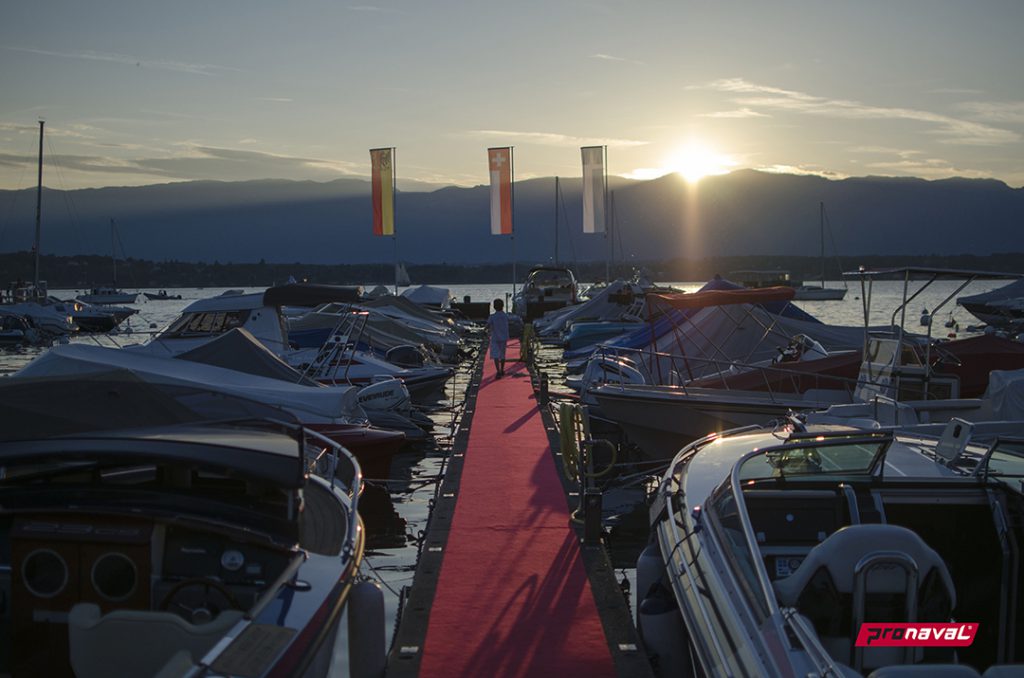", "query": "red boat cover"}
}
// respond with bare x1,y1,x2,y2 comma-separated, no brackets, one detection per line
647,285,796,311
